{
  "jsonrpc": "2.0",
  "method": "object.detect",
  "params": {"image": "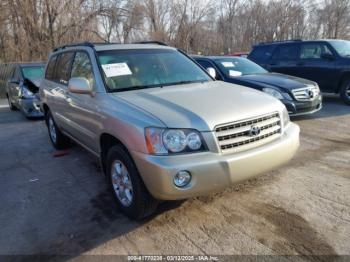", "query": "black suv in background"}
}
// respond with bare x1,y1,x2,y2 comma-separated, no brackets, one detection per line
248,39,350,105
